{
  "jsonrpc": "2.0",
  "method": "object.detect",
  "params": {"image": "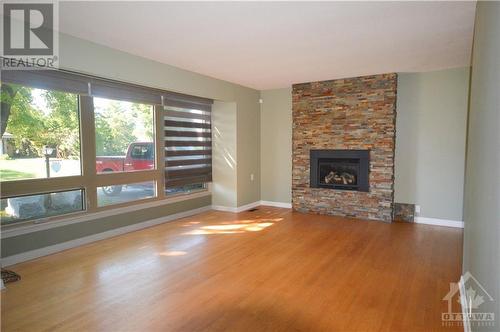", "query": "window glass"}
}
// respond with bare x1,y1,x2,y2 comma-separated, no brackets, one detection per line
0,189,85,225
94,97,155,174
97,181,155,207
130,144,153,160
166,183,206,196
0,84,81,181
